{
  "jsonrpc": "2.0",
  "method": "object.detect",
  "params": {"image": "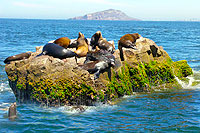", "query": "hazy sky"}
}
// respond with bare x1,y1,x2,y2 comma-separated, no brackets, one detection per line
0,0,200,20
